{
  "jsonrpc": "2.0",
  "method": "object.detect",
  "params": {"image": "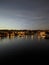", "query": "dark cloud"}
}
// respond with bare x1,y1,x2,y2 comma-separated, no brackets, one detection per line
0,0,49,29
